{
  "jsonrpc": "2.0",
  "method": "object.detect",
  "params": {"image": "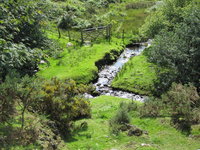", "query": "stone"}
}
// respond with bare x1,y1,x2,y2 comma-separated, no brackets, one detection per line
143,130,149,135
40,60,46,64
119,125,130,131
127,126,143,136
84,41,91,46
141,143,151,147
66,42,73,47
